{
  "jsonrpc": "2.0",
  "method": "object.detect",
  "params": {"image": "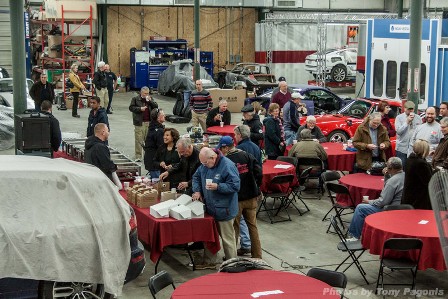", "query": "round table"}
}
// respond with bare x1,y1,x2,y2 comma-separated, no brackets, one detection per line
206,125,237,140
171,270,341,298
286,142,356,172
362,210,446,271
261,160,296,193
336,173,384,206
